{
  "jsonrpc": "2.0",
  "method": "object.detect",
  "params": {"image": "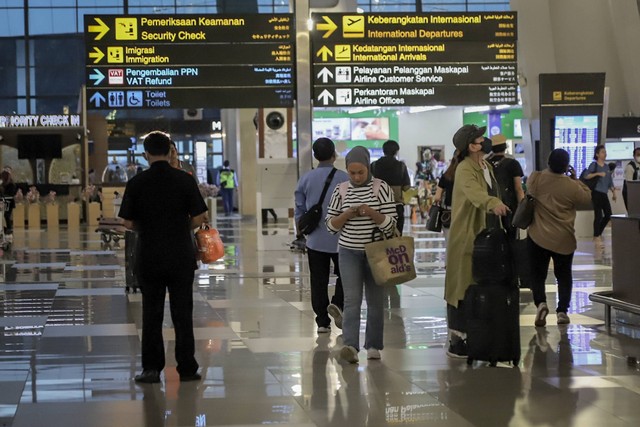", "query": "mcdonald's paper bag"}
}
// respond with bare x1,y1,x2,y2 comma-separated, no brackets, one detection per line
364,235,416,286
